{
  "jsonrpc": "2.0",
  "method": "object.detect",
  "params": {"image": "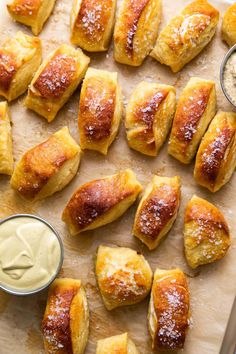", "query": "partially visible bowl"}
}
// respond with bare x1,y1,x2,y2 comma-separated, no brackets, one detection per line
220,43,236,108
